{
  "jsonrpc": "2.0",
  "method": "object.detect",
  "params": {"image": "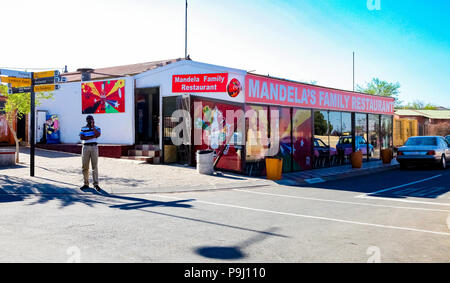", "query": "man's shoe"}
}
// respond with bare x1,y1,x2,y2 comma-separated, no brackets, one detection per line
80,185,90,191
94,185,102,192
